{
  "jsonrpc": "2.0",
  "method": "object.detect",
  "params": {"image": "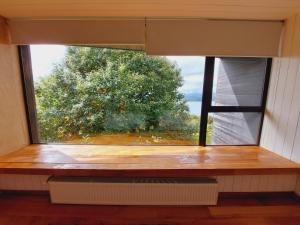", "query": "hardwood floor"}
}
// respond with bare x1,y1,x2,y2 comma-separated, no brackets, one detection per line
0,193,299,225
0,145,299,176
